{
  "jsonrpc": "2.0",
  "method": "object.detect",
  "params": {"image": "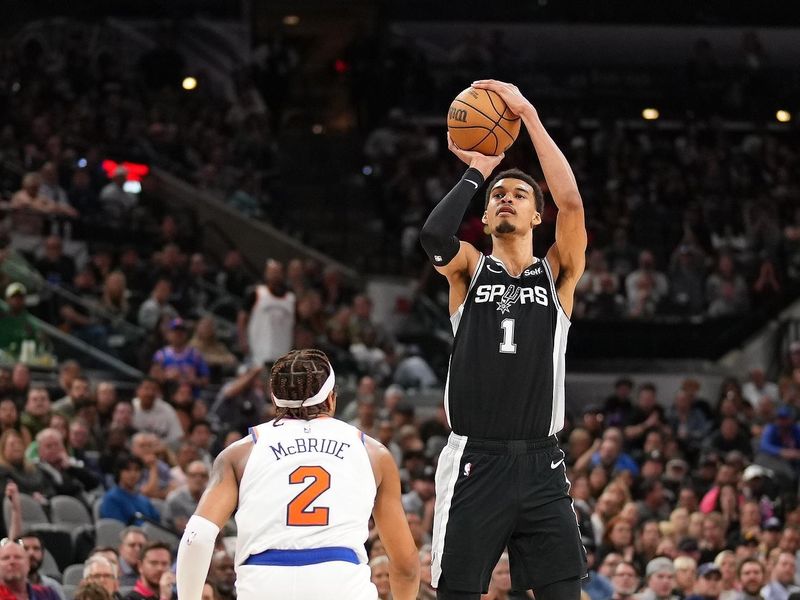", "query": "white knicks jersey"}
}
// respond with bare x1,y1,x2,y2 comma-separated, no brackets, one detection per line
234,417,376,567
